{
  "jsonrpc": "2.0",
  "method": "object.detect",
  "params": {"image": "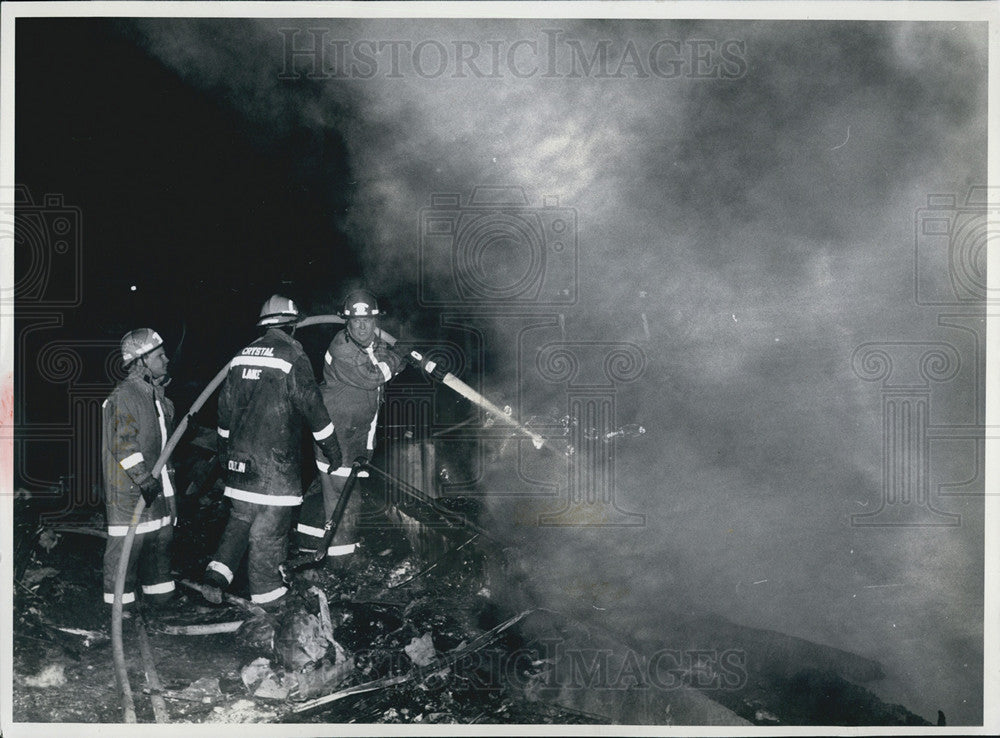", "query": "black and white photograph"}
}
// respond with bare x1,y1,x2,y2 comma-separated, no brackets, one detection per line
0,1,996,734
